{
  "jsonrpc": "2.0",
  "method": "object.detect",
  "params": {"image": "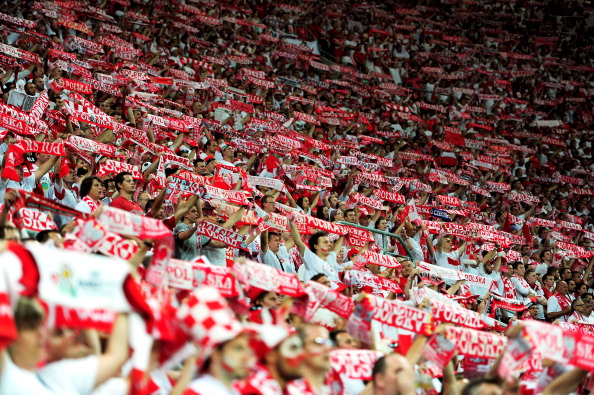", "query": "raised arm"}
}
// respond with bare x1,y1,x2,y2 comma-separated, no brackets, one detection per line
35,155,59,184
288,217,307,256
94,313,129,387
